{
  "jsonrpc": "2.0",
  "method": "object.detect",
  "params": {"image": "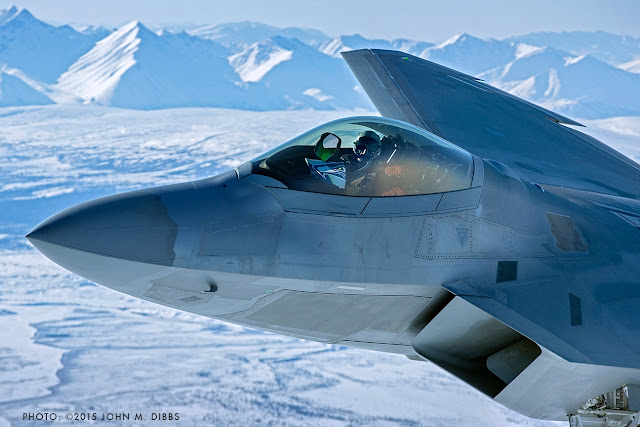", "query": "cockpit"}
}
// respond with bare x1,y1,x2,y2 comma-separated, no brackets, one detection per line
241,117,474,197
